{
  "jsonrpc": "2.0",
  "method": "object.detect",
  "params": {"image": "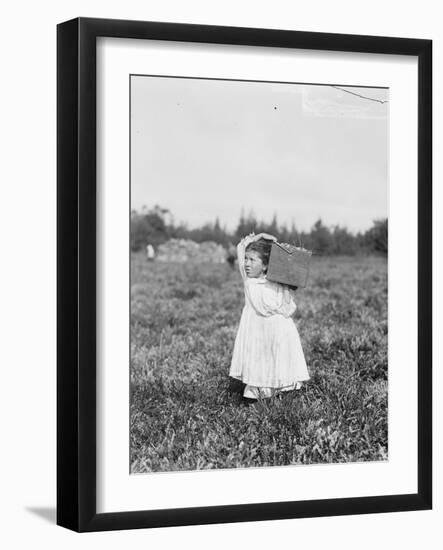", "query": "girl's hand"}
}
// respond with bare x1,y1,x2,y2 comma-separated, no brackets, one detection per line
253,232,277,242
241,232,256,246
